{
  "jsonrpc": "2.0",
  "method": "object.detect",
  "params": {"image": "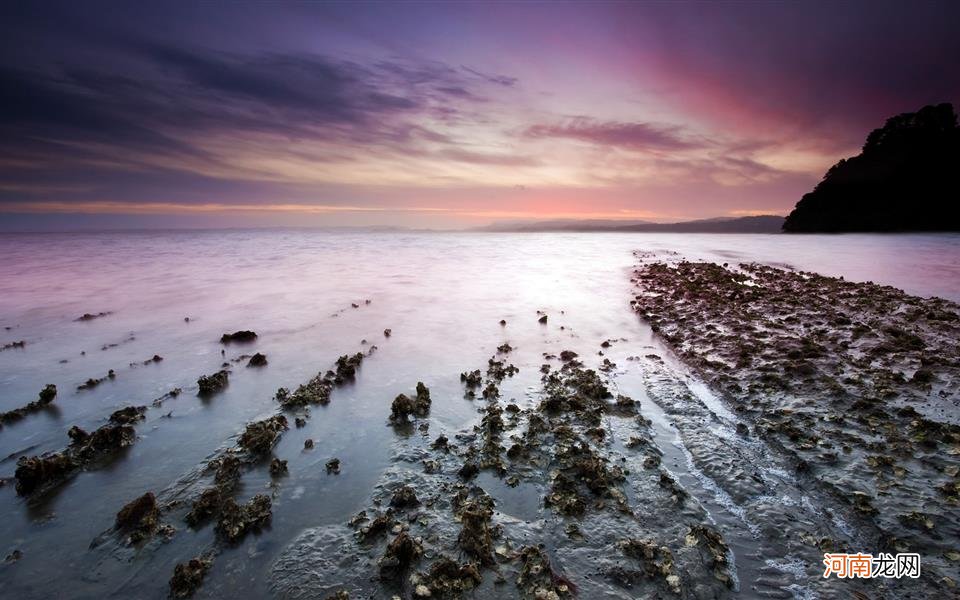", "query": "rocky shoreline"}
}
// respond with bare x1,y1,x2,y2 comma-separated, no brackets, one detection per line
631,253,960,594
270,353,739,600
